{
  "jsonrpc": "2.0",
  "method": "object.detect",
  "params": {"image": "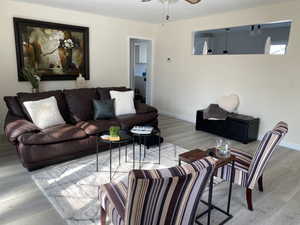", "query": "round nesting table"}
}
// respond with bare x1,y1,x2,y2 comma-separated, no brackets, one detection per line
96,131,132,181
131,127,161,169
